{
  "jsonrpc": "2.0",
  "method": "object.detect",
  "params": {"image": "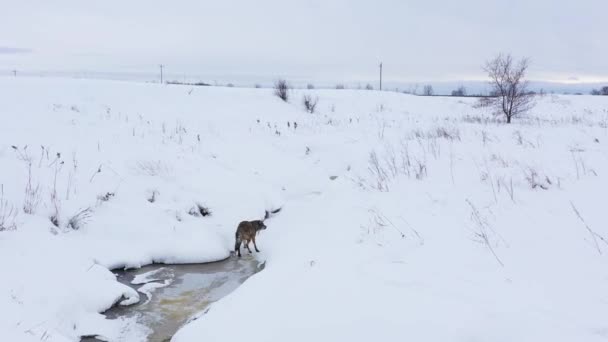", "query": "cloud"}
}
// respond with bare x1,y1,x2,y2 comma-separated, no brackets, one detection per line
1,0,606,82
